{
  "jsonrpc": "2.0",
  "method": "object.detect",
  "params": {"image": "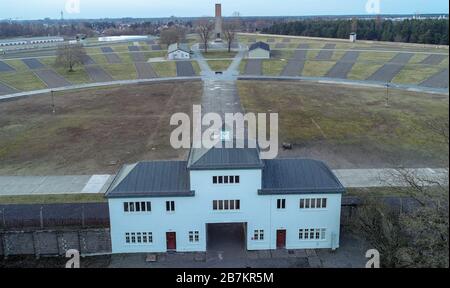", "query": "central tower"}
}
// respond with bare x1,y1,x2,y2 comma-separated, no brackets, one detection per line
214,3,223,42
